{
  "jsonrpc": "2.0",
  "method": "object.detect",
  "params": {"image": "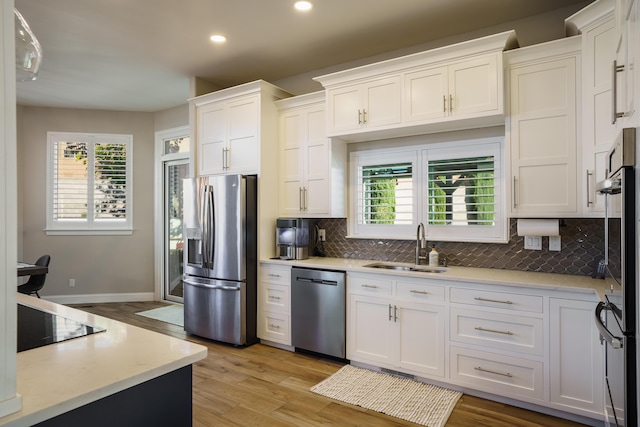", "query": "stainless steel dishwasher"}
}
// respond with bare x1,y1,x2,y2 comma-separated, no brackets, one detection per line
291,267,346,359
